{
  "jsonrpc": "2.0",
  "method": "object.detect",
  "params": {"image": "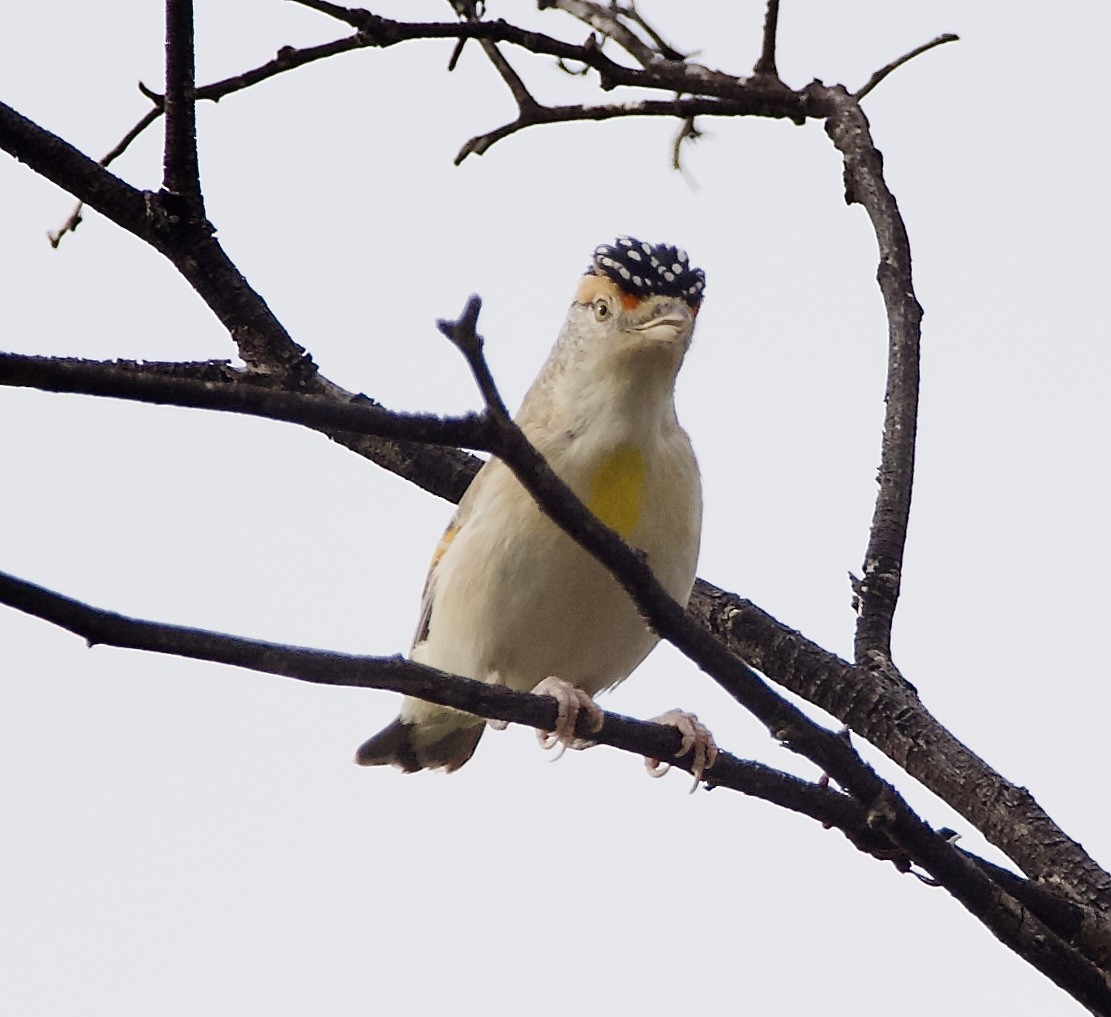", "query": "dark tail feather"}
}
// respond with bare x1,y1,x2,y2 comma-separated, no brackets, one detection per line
354,717,484,773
